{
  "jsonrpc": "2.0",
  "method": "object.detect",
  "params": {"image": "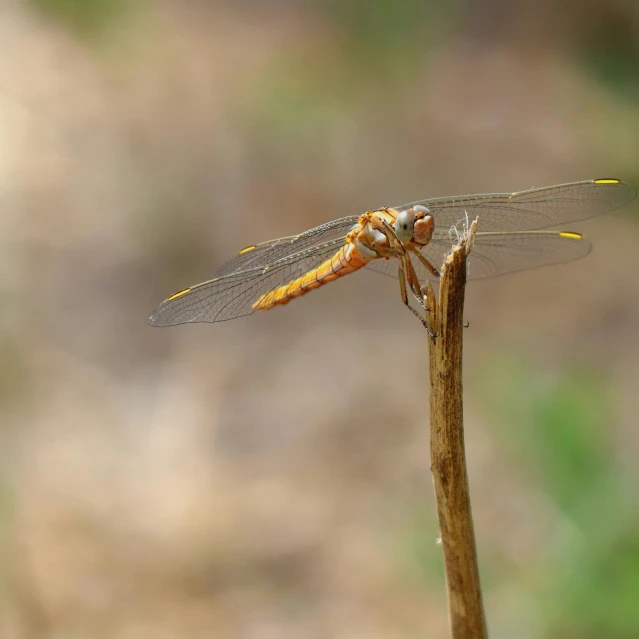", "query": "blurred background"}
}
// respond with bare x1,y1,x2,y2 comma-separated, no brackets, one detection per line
1,1,638,637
